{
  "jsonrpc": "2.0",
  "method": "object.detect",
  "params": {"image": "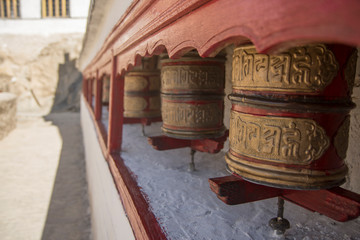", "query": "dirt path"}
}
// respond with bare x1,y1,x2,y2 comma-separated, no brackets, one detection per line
0,112,91,240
